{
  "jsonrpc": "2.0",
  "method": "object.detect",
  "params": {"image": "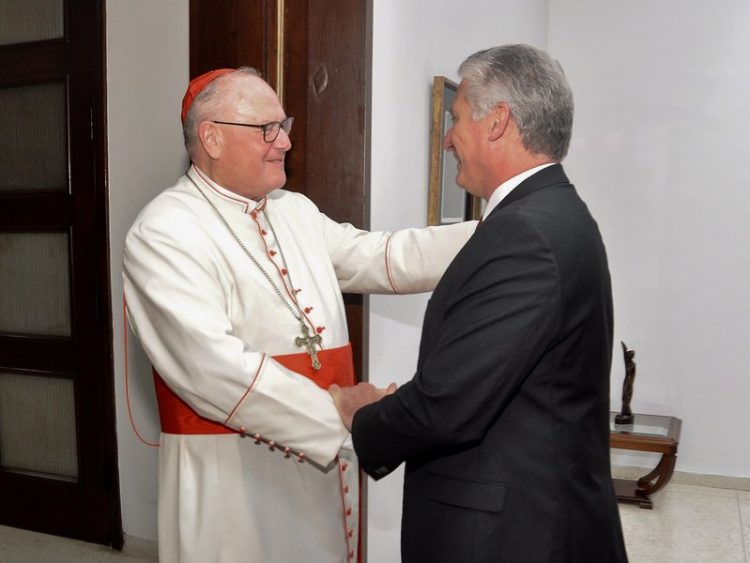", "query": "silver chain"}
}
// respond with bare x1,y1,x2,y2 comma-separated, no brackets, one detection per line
187,175,308,329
